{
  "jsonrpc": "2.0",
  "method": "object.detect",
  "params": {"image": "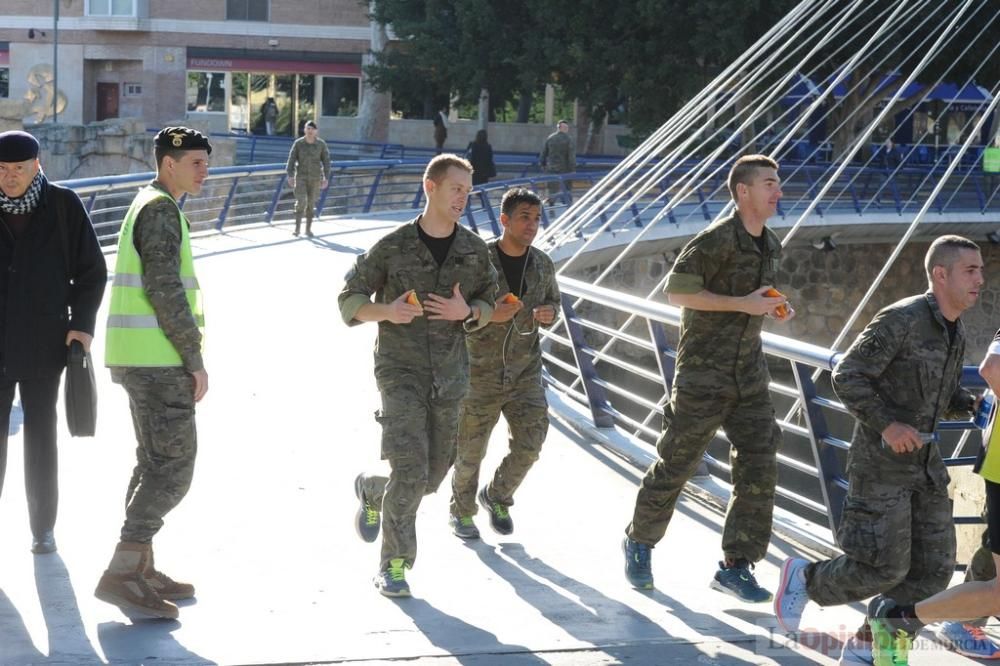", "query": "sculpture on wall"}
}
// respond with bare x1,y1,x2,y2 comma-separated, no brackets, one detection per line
23,63,67,124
